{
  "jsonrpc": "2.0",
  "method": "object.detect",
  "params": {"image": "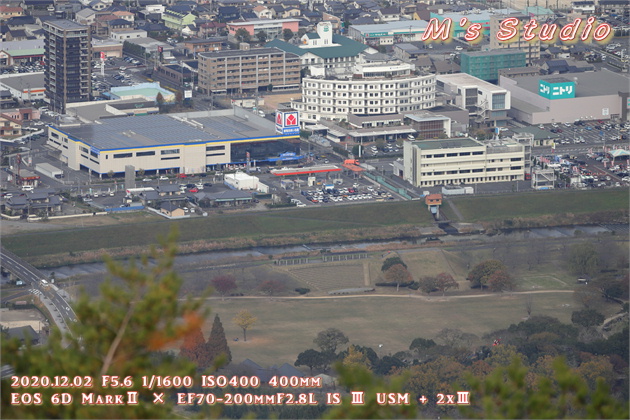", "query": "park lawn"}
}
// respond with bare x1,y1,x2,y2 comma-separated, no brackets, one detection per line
198,291,591,368
450,189,629,222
